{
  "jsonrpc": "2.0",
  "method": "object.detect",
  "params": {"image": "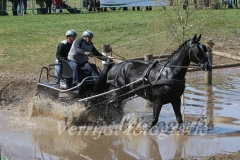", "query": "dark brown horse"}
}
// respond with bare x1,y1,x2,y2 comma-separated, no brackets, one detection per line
93,34,212,129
